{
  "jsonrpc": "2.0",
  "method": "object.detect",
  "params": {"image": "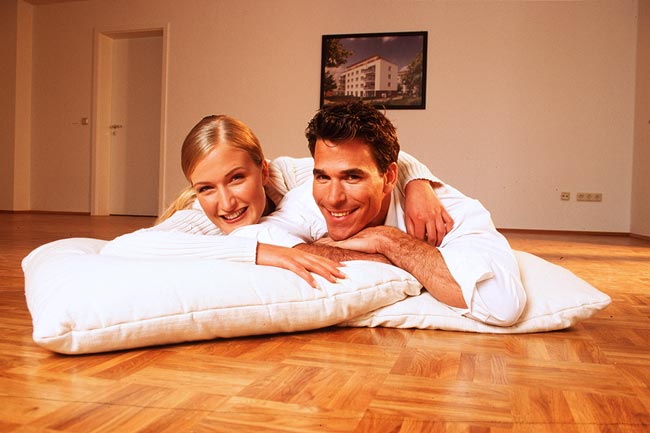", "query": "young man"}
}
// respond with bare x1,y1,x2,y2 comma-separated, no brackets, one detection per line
271,101,526,326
